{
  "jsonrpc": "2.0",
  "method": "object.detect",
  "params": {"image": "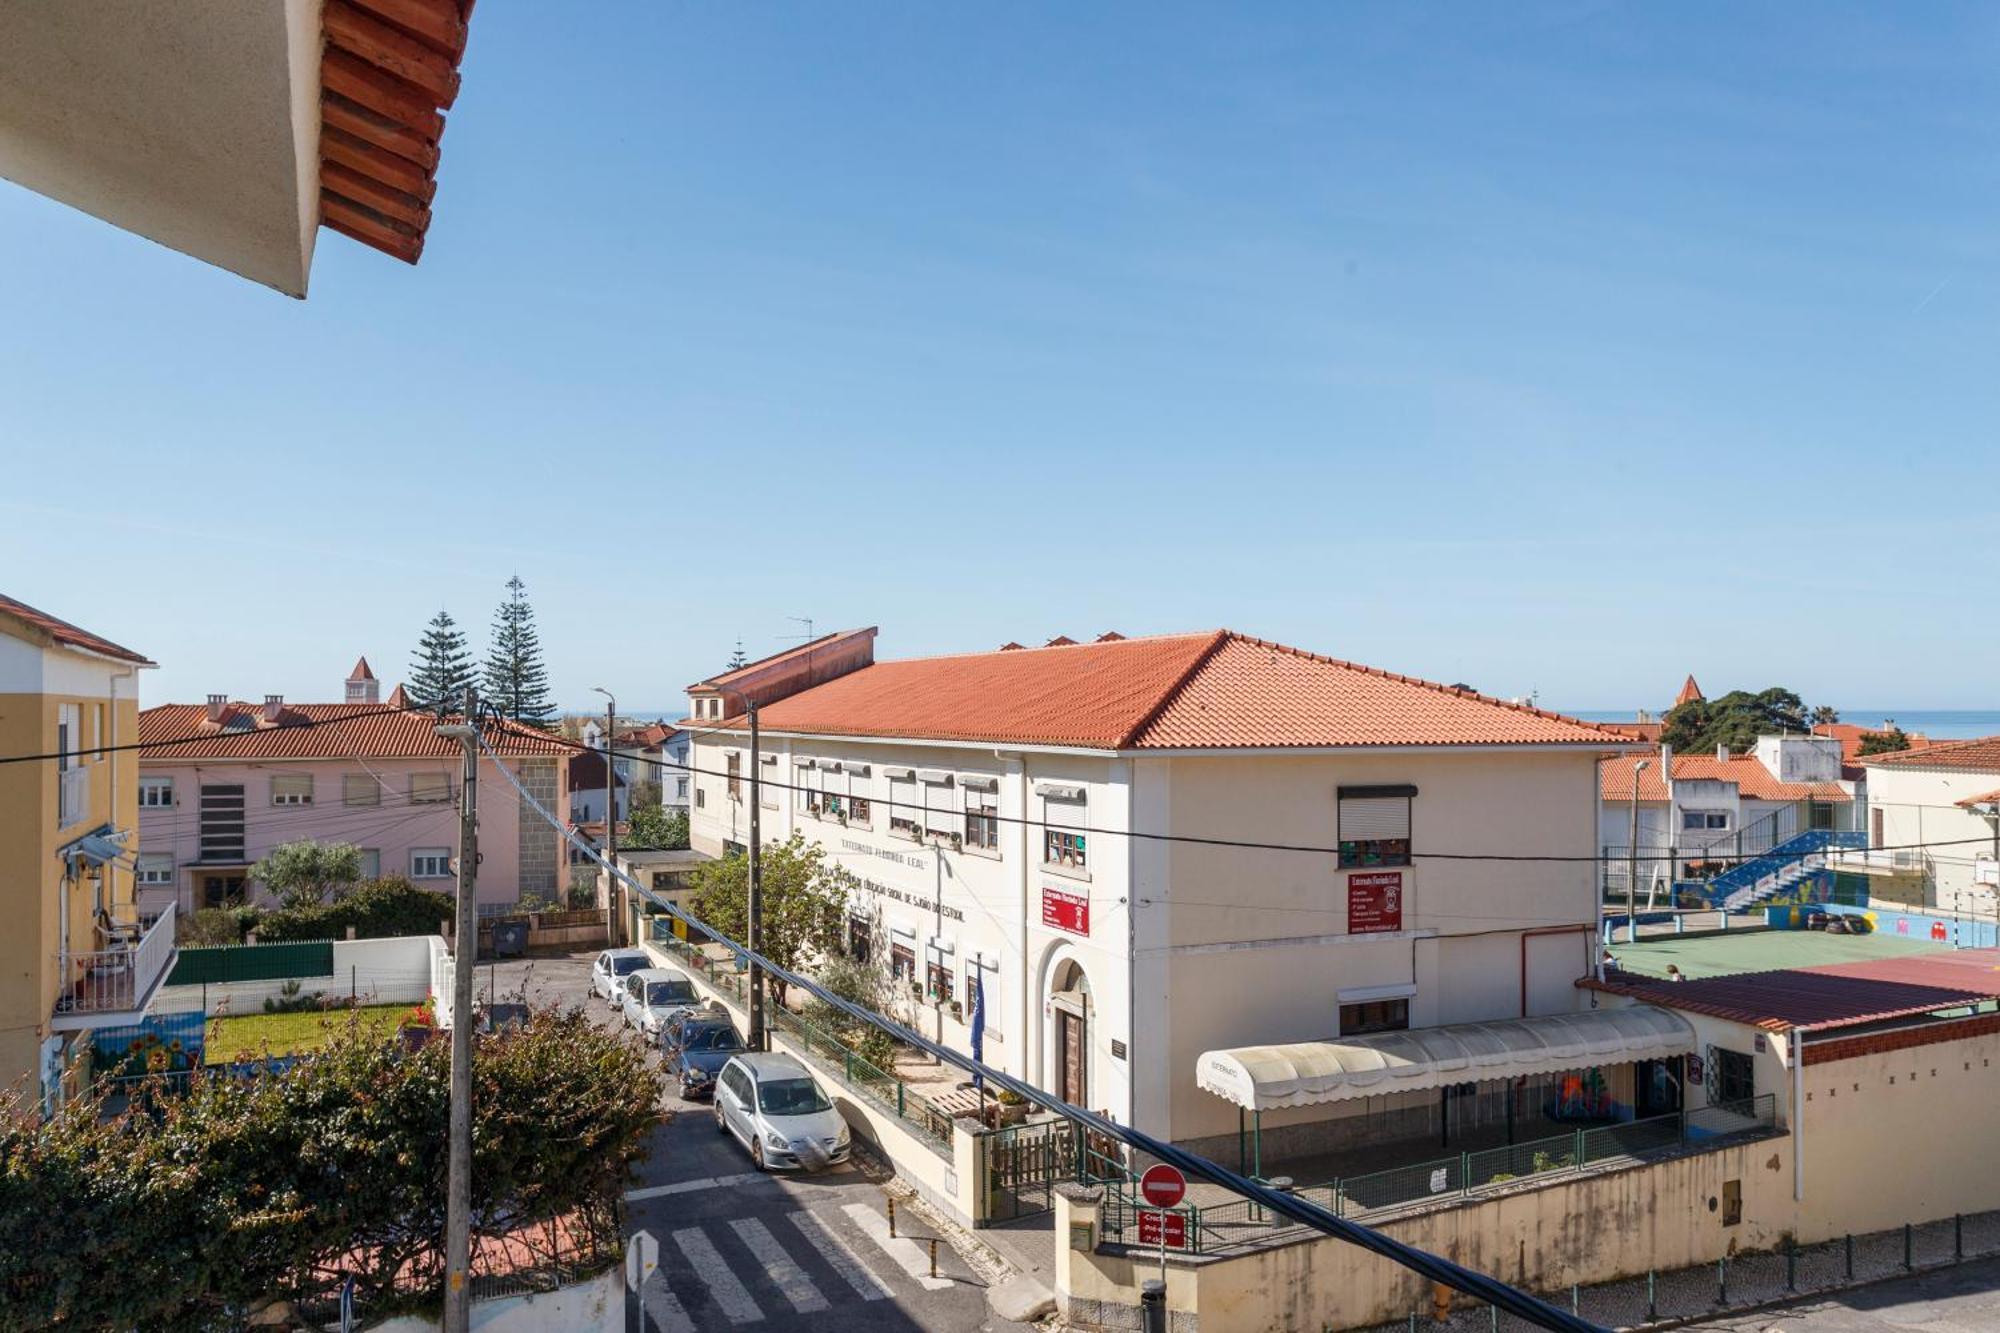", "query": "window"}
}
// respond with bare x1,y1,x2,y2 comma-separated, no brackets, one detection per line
1713,1048,1755,1105
1340,998,1409,1036
696,787,706,809
726,752,741,802
759,757,778,810
411,848,453,879
1338,785,1414,869
965,787,999,853
344,774,382,807
926,960,955,1005
1682,811,1728,831
358,848,381,880
411,773,451,804
847,916,872,963
676,777,689,800
888,772,919,838
271,774,313,806
923,777,961,847
849,794,872,826
138,777,175,808
1041,788,1087,872
890,942,916,985
137,853,174,887
91,704,105,759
